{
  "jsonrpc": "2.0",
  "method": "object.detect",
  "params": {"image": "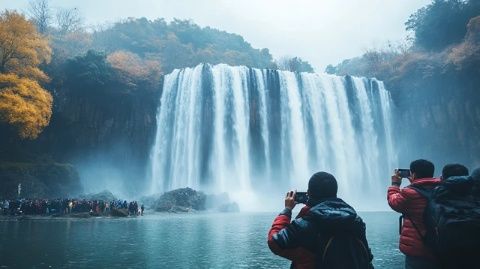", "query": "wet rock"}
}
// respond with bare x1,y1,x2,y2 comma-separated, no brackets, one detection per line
110,208,129,217
154,188,206,212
